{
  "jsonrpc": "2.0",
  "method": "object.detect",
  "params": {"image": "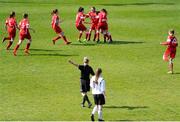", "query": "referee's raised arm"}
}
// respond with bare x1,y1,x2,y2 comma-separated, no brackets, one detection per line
68,60,79,67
